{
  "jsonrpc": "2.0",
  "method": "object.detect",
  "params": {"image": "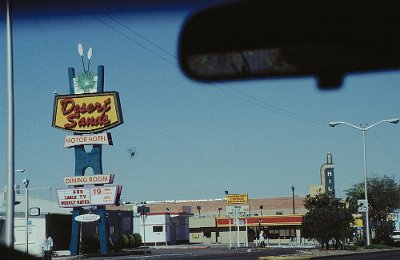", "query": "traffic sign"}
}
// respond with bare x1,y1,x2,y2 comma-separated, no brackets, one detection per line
357,199,368,213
